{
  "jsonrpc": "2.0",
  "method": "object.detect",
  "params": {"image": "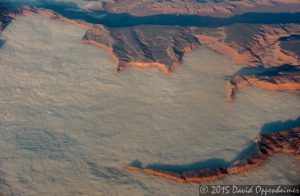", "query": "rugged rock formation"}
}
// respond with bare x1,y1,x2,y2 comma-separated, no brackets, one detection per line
193,24,300,102
193,24,300,67
0,8,12,33
2,6,299,72
1,4,300,184
82,0,300,18
0,6,40,34
1,6,200,73
2,6,299,93
80,21,300,73
226,65,300,102
127,127,300,183
280,35,300,58
82,25,200,73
